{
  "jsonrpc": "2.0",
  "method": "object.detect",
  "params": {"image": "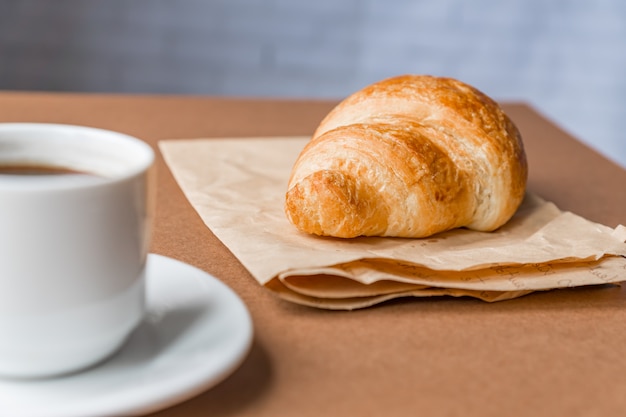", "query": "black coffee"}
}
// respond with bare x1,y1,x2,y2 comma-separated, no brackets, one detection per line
0,164,90,176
